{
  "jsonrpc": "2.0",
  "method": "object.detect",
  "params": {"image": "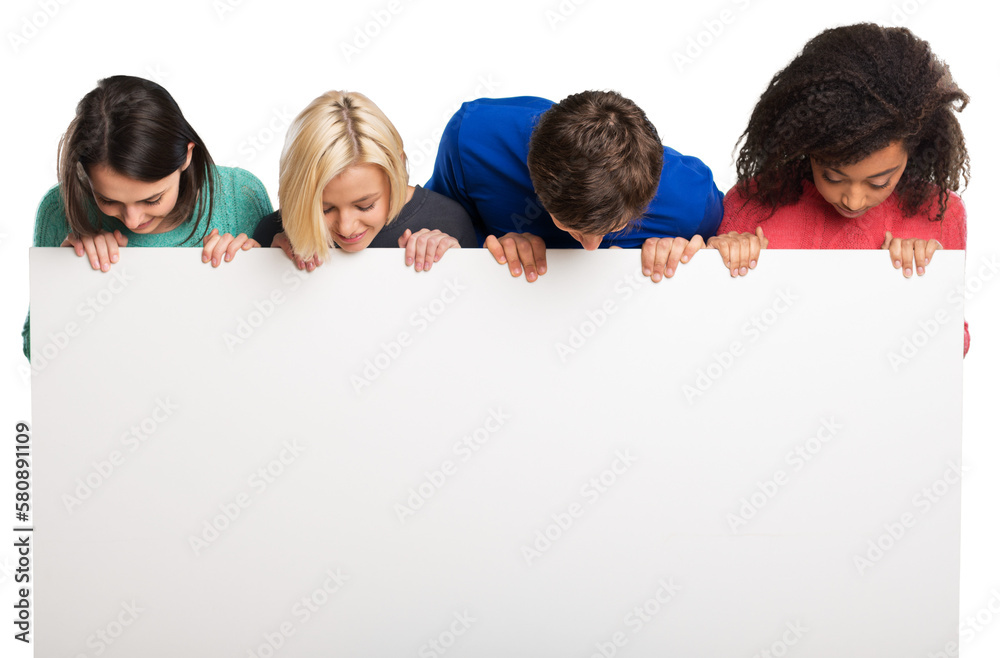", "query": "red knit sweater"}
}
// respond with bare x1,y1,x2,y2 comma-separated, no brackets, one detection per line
720,180,969,354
